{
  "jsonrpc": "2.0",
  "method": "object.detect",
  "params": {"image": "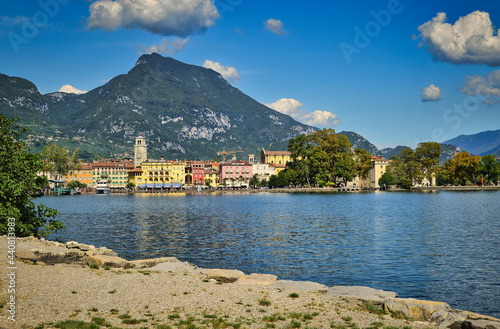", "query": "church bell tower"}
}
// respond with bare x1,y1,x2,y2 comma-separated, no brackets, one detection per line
134,134,147,167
